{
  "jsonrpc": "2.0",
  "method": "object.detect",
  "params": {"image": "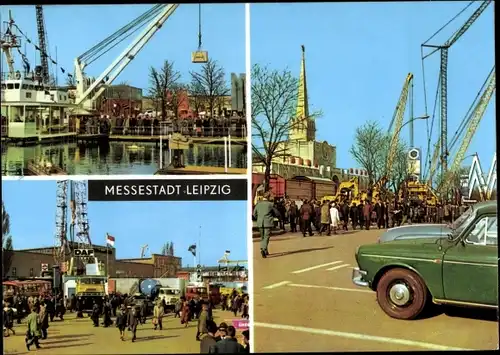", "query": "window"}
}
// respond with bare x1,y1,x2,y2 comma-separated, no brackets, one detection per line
14,83,20,89
11,267,17,276
25,92,32,99
466,216,497,246
30,268,34,277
